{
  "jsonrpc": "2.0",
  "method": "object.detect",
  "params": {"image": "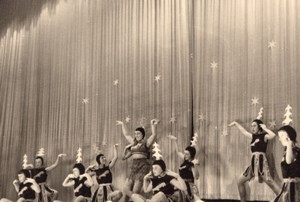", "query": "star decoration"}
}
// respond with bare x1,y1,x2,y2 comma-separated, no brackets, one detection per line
113,79,119,86
137,117,147,126
82,98,89,104
169,116,176,124
210,61,218,69
268,40,277,49
251,97,259,106
269,121,276,129
198,114,205,121
93,144,102,155
222,128,228,136
155,74,161,82
125,116,131,123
